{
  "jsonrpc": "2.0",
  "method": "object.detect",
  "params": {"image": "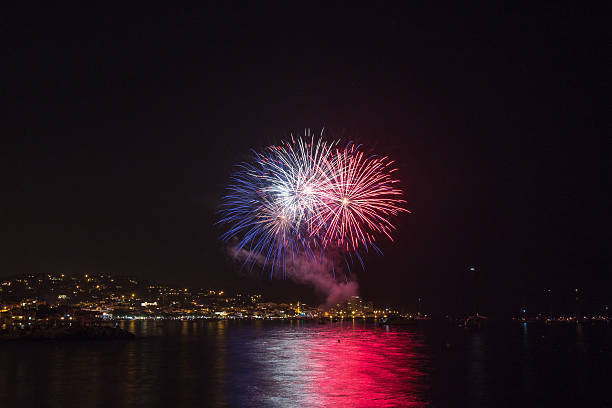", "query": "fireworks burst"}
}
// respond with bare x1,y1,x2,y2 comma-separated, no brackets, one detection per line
312,144,407,253
218,130,408,276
